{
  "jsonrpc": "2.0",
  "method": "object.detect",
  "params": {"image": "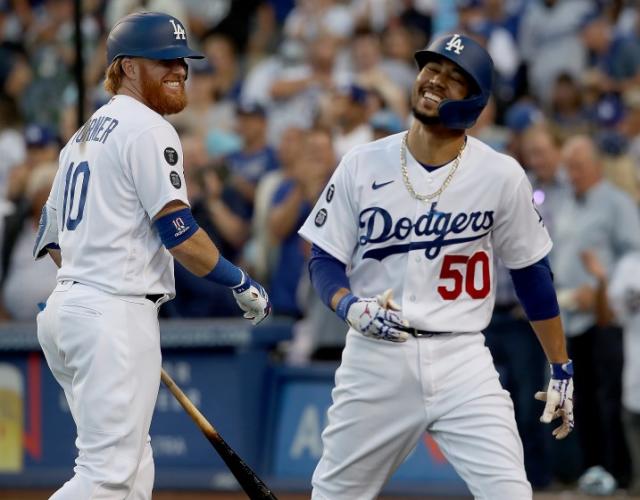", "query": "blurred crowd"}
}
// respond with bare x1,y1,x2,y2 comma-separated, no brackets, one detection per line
1,0,640,496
